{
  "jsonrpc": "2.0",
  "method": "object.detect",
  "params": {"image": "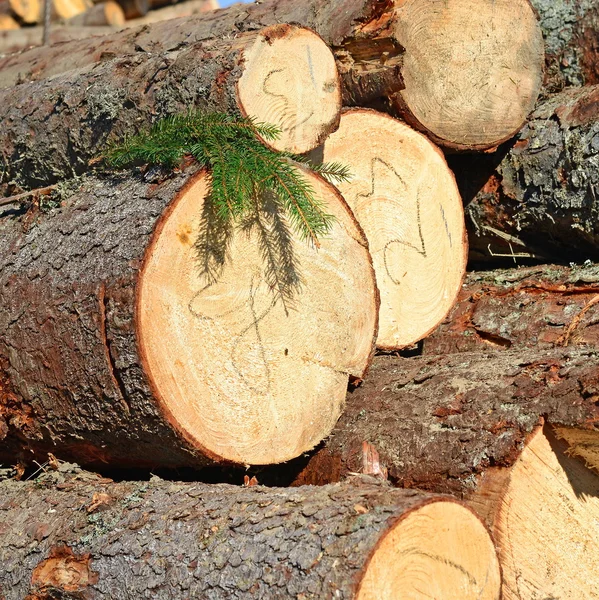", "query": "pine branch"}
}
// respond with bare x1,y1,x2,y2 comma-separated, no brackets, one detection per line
104,109,351,304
